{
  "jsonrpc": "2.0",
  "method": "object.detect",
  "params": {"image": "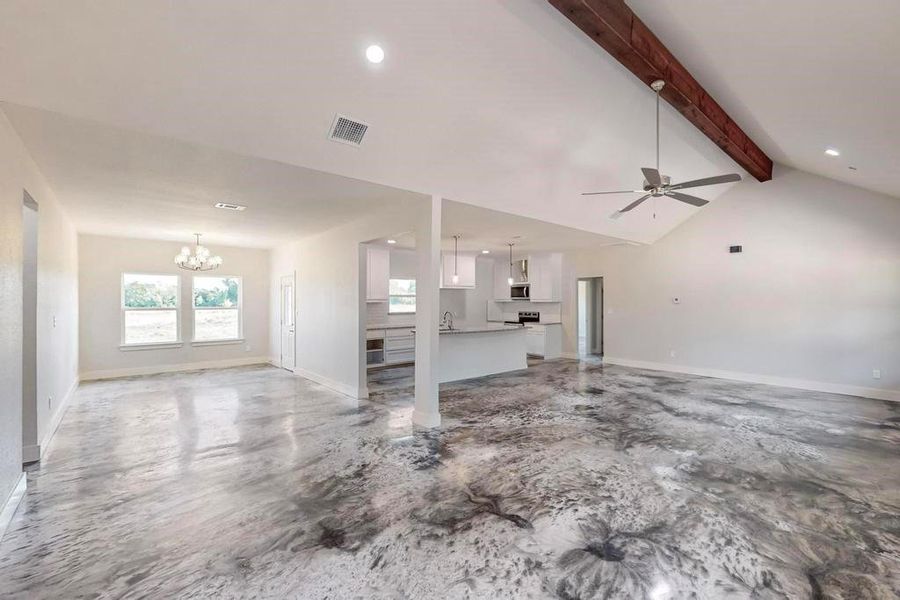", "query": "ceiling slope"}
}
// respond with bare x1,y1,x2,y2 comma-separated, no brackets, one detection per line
628,0,900,200
0,0,744,244
548,0,773,181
